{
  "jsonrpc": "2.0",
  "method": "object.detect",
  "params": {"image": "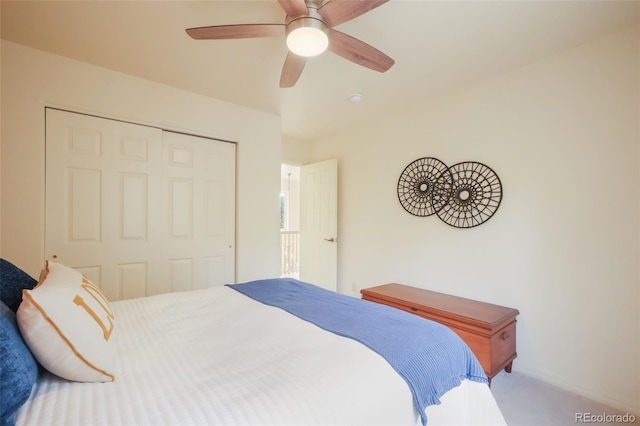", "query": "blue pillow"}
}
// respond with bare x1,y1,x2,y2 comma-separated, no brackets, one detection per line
1,300,38,425
0,259,37,313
